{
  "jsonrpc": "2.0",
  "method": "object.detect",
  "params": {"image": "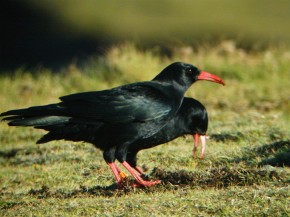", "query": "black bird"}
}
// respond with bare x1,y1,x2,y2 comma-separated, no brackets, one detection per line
1,62,224,187
124,97,208,180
